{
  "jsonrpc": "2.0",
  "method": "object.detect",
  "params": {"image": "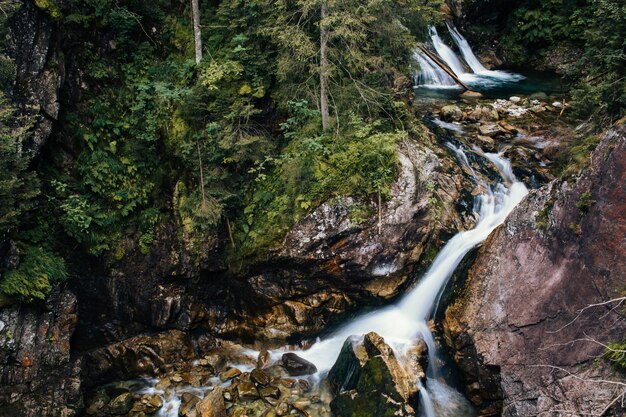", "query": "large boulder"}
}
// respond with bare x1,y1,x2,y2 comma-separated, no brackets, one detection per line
328,332,422,417
443,126,626,416
196,387,227,417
